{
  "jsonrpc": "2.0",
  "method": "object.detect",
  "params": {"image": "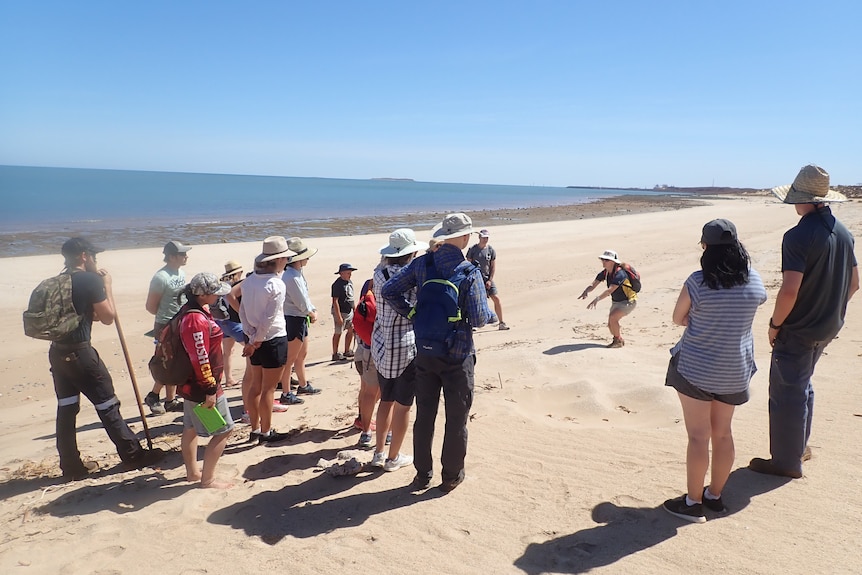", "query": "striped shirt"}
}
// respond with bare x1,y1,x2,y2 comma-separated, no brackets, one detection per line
371,262,416,379
671,269,767,394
